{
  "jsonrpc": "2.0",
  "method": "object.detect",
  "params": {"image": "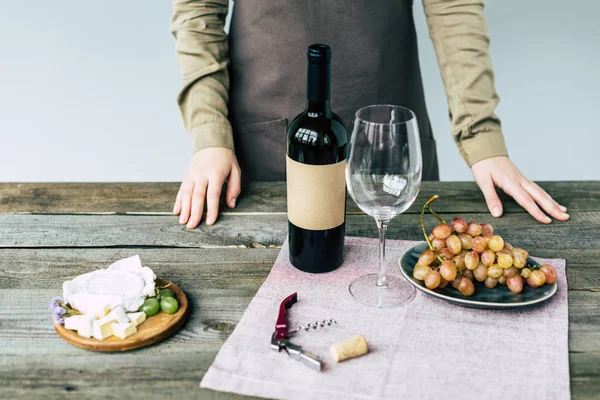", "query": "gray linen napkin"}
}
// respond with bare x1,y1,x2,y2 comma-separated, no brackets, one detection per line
200,237,570,399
